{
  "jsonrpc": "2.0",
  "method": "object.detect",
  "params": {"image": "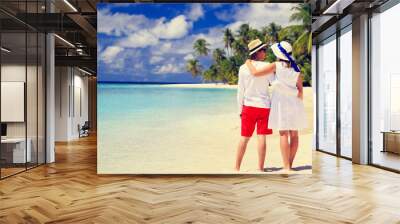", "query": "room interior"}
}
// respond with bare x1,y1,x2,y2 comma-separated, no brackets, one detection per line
0,0,399,222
